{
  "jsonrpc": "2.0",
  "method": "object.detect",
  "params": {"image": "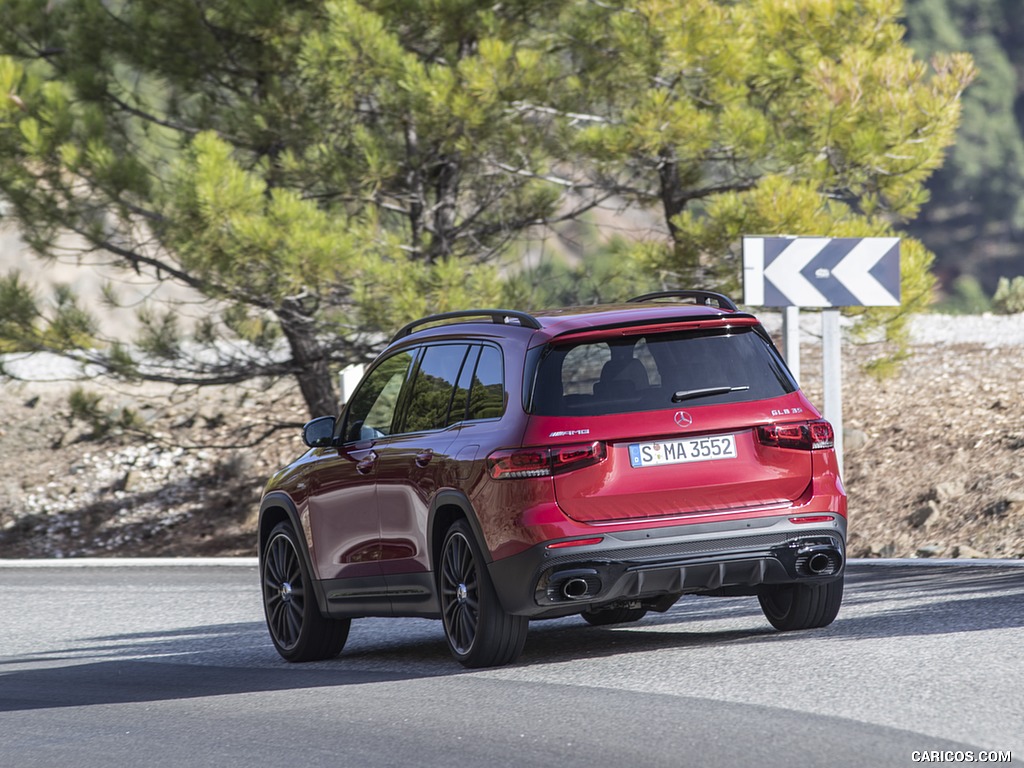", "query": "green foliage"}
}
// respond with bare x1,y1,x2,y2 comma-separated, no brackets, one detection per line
220,305,281,351
0,0,573,415
933,274,992,314
503,238,663,310
0,1,974,411
0,271,38,352
903,0,1024,289
862,346,913,379
46,284,96,350
904,0,1024,218
136,306,181,361
354,255,505,338
0,270,96,352
105,343,140,380
558,0,974,296
68,388,106,428
992,276,1024,314
68,386,142,440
